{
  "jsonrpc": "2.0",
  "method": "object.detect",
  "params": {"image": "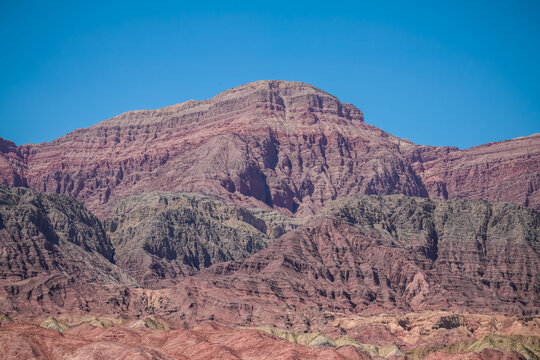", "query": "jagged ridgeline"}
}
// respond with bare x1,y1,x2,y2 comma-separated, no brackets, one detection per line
1,185,539,317
1,81,538,220
183,195,540,330
1,81,539,359
0,185,129,283
103,191,304,285
1,182,540,360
